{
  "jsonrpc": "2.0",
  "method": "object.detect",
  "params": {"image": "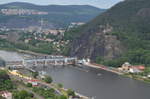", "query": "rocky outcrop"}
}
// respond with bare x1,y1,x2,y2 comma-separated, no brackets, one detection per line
70,24,124,60
137,8,150,17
